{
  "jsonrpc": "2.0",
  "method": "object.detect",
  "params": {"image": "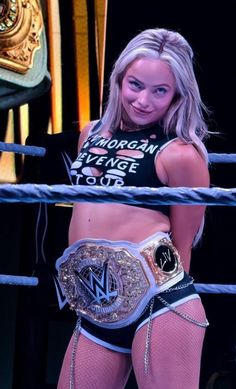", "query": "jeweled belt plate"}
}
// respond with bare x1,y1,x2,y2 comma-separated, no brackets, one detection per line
56,233,184,328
